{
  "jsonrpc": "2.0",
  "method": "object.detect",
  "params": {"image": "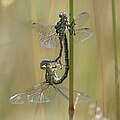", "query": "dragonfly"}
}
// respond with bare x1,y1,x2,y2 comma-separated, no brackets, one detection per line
32,12,93,82
9,59,92,108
